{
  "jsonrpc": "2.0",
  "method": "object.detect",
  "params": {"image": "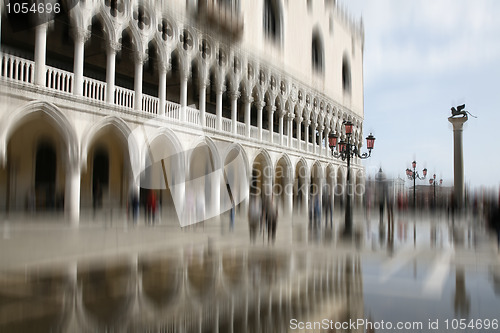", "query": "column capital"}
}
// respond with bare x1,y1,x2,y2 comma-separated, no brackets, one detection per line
448,116,468,130
266,105,277,113
242,95,254,104
318,125,324,131
229,91,241,100
135,52,148,65
216,83,226,94
287,112,295,120
108,41,121,53
296,116,303,123
73,27,90,43
158,60,171,74
305,120,311,126
255,100,266,109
